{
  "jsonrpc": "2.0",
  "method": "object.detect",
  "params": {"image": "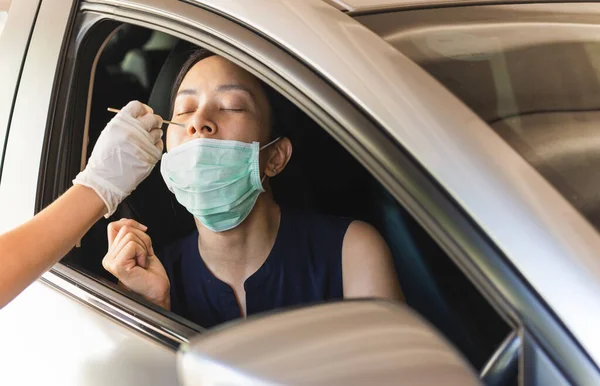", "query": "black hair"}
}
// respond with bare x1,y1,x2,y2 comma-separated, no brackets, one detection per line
170,48,285,140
